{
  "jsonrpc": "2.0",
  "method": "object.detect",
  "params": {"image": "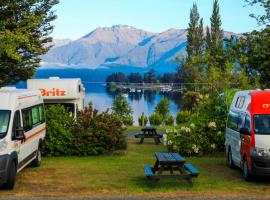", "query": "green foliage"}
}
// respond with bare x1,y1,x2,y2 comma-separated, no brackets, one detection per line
149,112,163,126
154,97,170,121
44,105,127,156
187,3,204,59
138,112,148,126
44,105,74,156
112,95,133,126
228,28,270,88
181,91,203,112
164,115,174,126
74,106,127,155
176,111,190,125
0,0,59,86
245,0,270,25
